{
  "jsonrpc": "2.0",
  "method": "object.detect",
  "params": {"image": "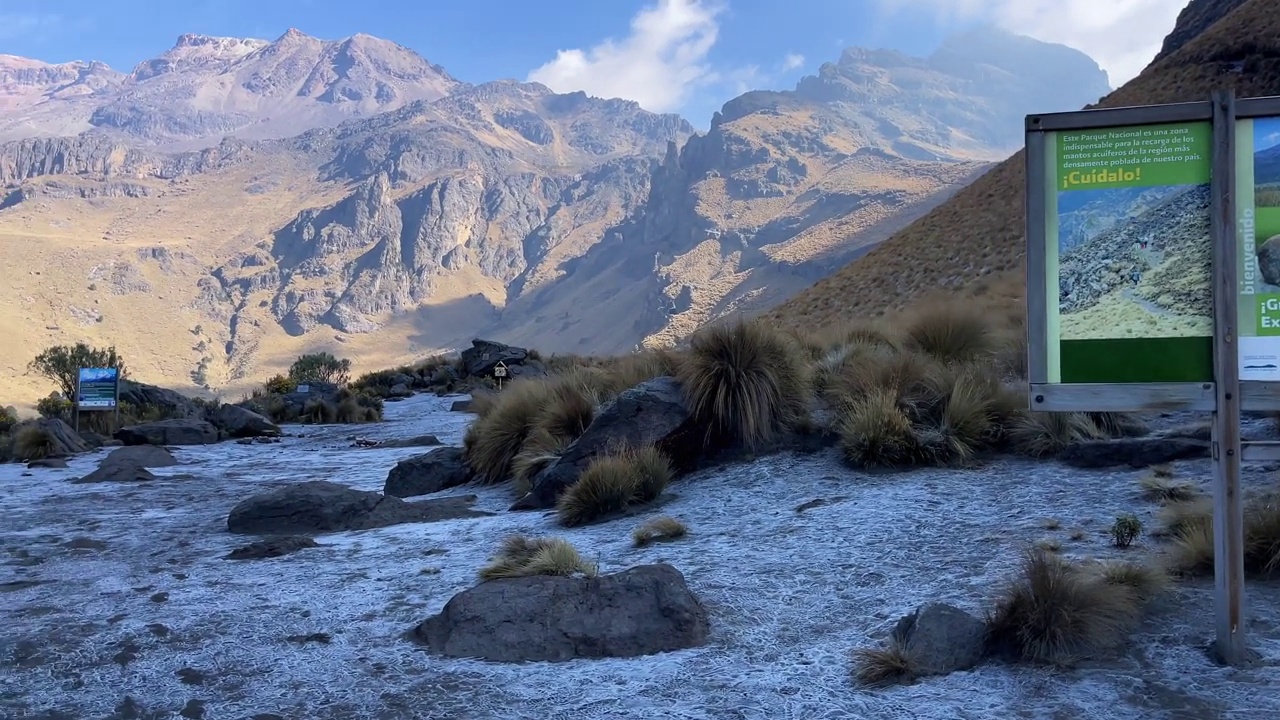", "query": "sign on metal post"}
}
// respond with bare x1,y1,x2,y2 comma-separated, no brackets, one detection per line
493,361,508,390
1025,89,1280,666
